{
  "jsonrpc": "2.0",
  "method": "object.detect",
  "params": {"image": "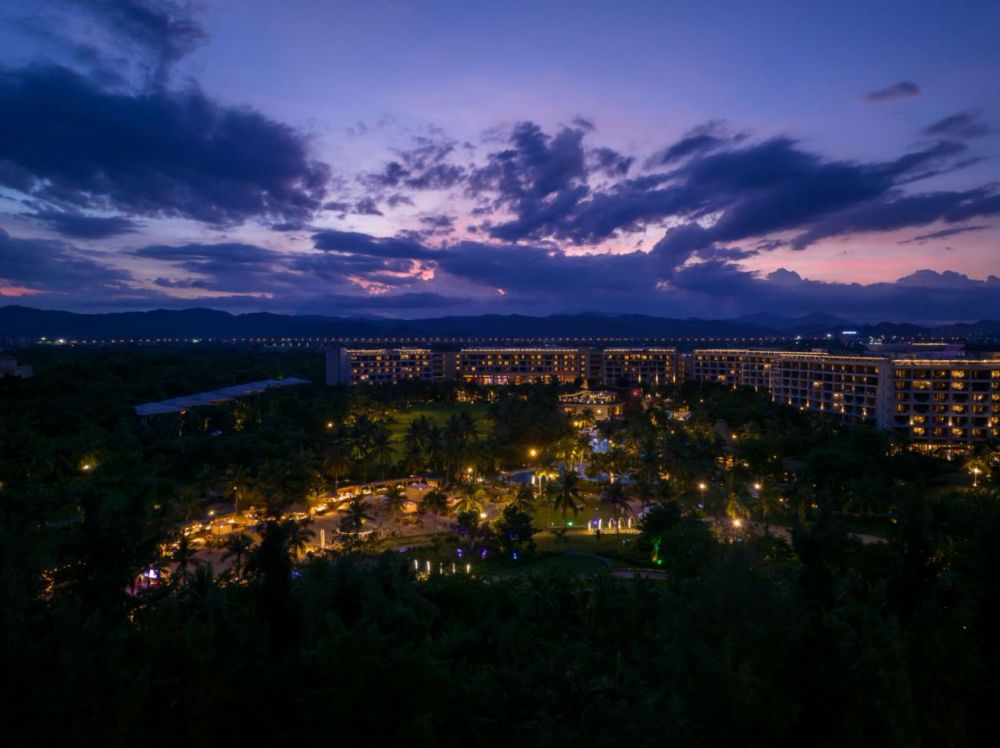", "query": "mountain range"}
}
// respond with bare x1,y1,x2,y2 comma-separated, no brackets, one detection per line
2,305,999,342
